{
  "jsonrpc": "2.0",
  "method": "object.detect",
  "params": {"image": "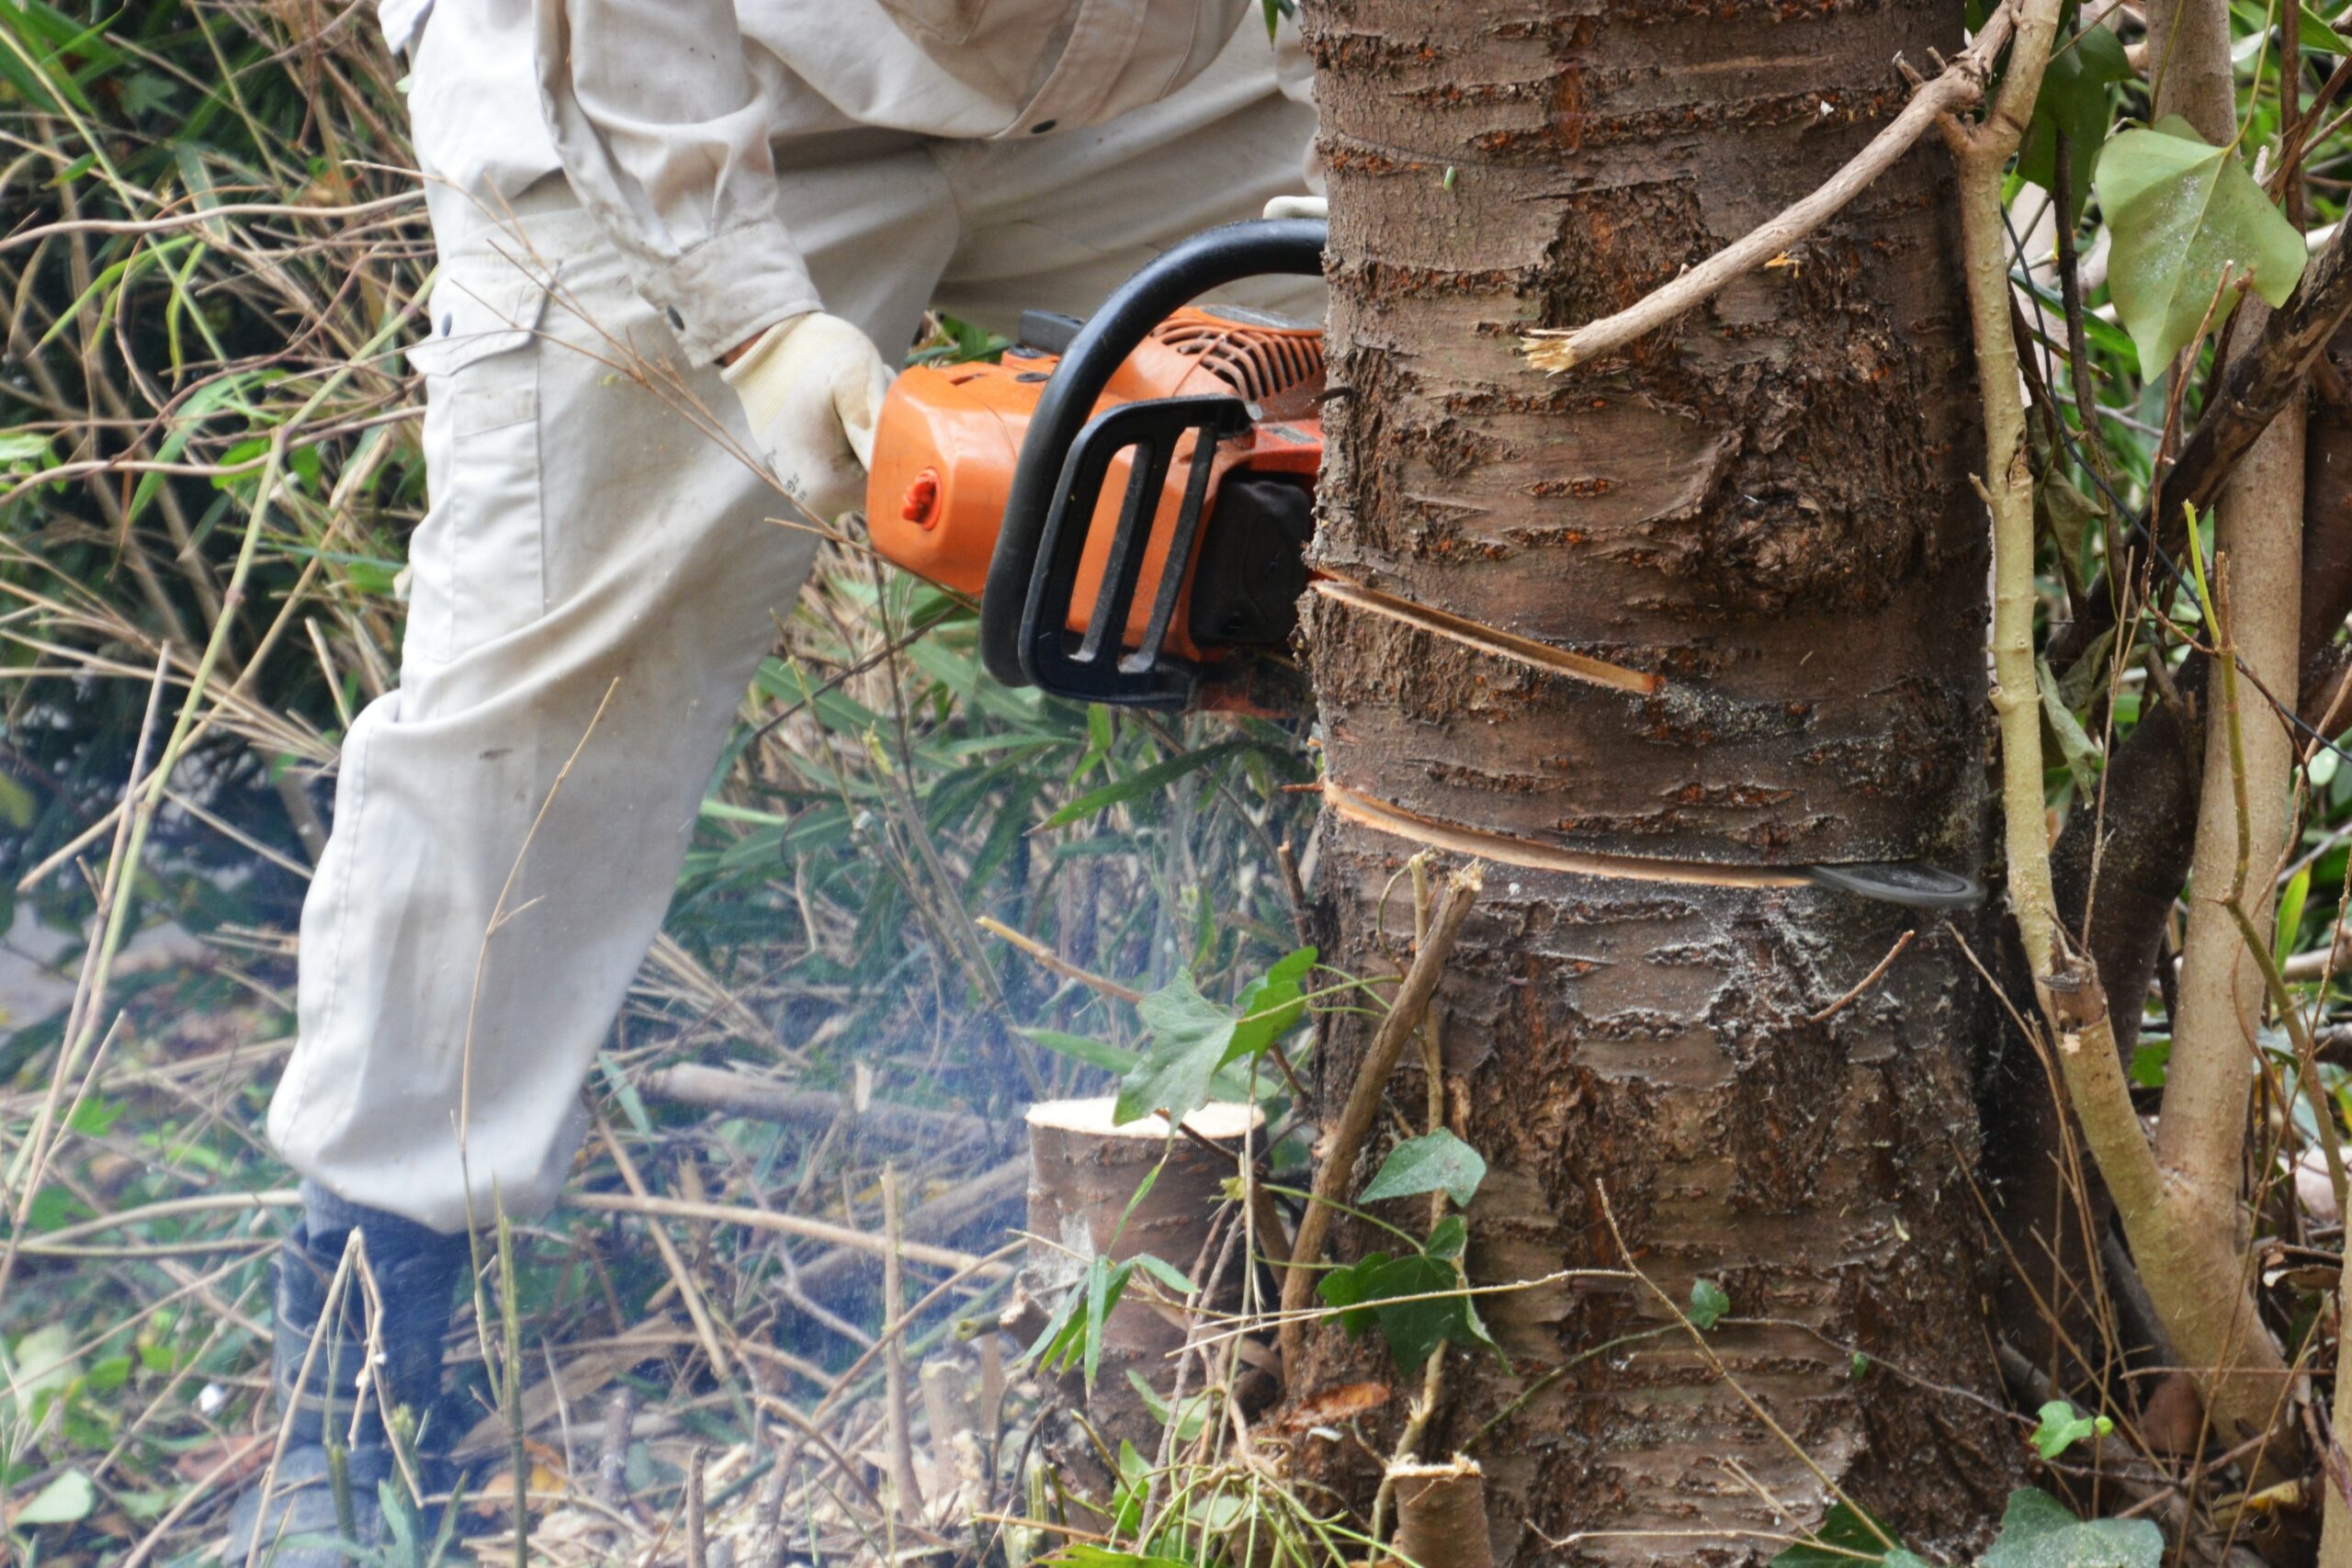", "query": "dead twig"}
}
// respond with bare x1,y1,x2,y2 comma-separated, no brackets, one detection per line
1807,930,1917,1025
880,1164,922,1523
